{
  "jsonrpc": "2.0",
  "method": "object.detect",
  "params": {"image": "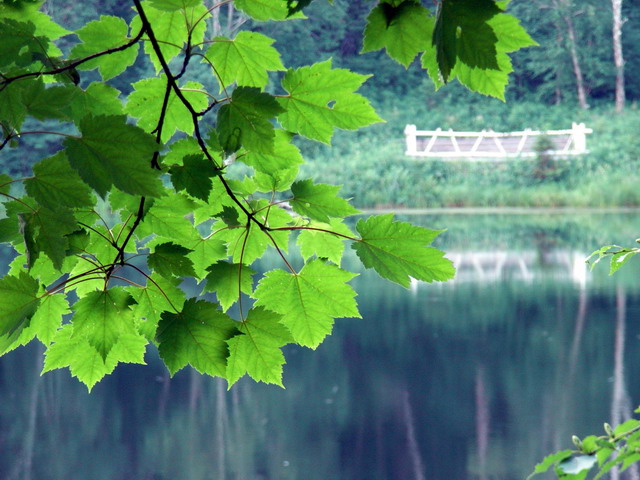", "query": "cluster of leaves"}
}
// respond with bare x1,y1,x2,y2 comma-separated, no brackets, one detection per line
362,0,537,100
587,243,640,275
528,411,640,479
0,0,533,390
